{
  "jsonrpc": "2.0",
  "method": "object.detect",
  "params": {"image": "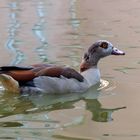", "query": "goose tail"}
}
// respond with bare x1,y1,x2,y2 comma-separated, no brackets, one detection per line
0,74,20,94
